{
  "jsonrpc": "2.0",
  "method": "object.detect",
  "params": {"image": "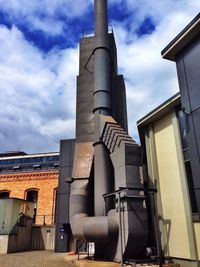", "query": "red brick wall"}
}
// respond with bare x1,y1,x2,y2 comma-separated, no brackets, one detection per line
0,171,58,225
